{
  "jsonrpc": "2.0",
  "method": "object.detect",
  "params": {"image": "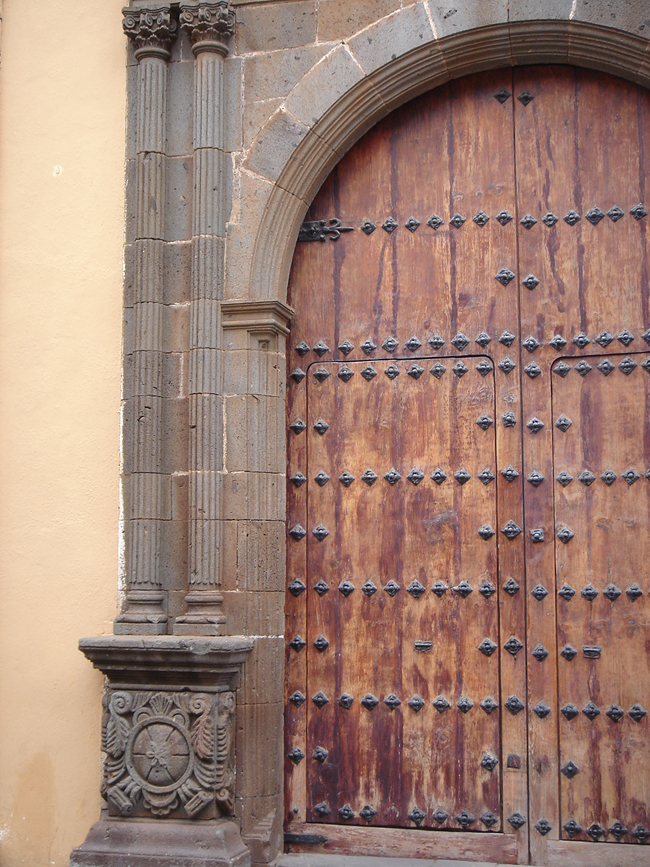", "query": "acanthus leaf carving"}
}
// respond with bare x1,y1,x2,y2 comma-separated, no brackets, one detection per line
180,2,236,50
